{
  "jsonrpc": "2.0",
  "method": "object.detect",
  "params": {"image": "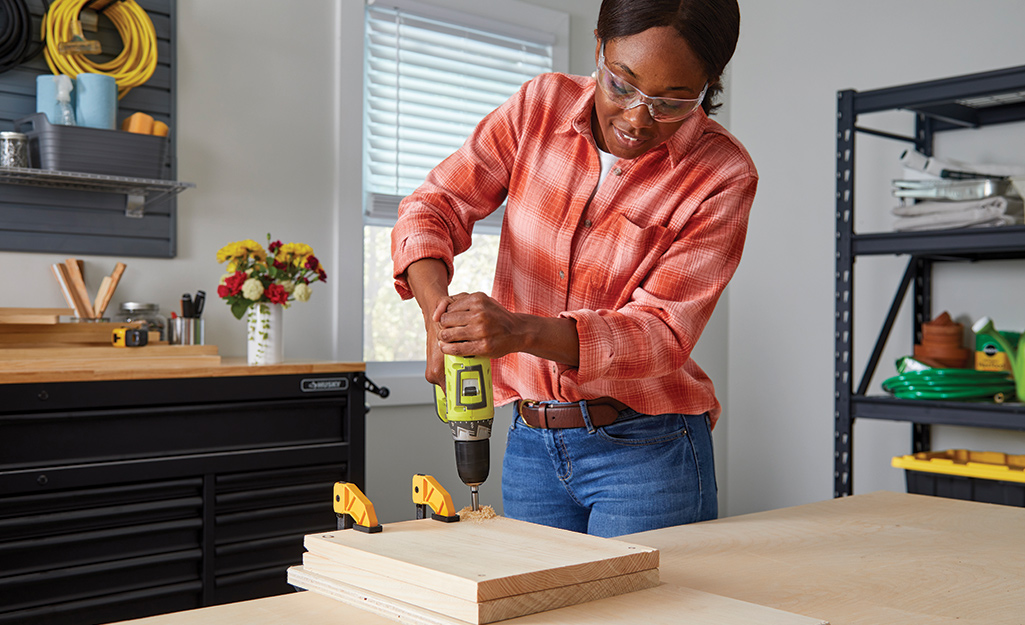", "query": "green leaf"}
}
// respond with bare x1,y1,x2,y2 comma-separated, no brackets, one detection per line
231,299,251,320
